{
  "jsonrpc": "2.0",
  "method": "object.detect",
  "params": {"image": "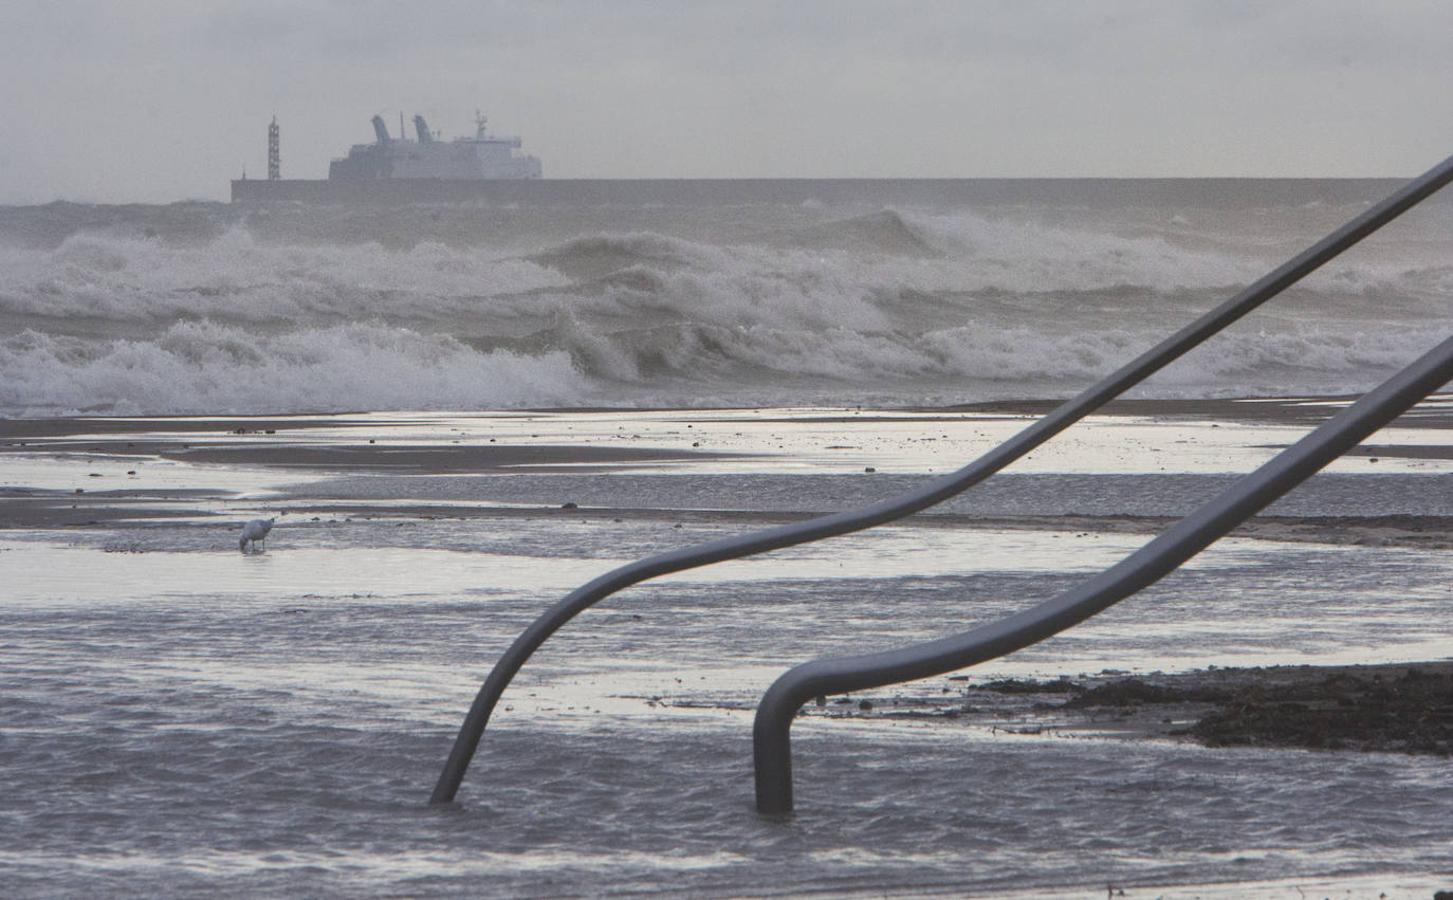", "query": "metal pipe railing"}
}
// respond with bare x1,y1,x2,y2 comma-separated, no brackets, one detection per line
431,153,1453,806
753,333,1453,814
